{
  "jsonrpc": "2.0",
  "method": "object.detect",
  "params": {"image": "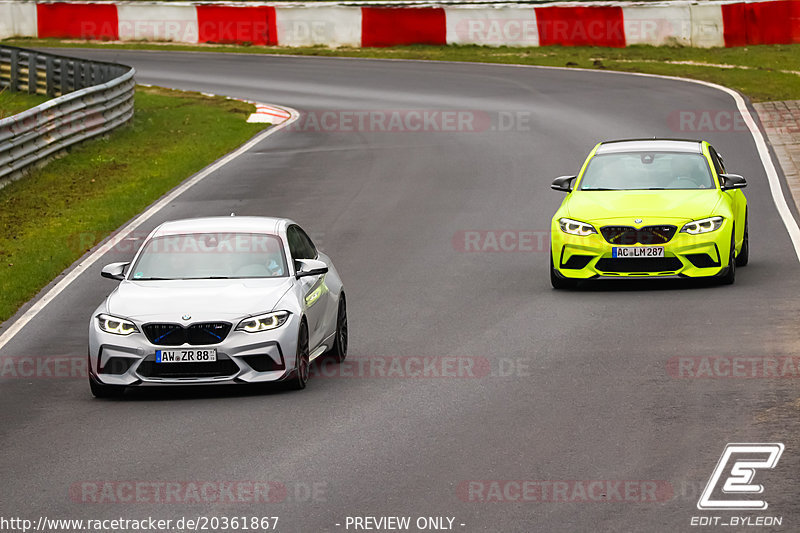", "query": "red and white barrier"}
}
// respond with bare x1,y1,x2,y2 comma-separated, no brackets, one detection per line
37,2,118,40
445,8,538,47
1,1,798,49
197,5,276,46
117,4,198,43
362,7,446,47
689,4,726,48
0,1,37,40
622,5,691,47
275,6,361,47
